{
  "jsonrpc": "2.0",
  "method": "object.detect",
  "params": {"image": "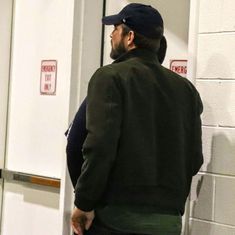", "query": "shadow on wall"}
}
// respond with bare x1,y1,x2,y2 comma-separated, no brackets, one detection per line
189,78,234,234
127,0,190,43
5,181,60,209
189,173,213,234
209,133,235,175
189,101,214,235
198,52,233,80
198,52,234,128
189,132,235,234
